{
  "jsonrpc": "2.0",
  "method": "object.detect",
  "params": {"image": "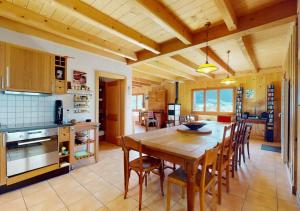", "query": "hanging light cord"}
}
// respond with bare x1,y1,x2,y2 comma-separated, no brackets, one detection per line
227,50,230,77
205,22,210,64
